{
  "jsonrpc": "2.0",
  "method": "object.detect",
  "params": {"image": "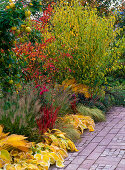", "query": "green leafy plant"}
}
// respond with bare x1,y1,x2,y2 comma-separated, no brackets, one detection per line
0,0,43,93
76,104,106,122
0,83,41,141
46,0,122,94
